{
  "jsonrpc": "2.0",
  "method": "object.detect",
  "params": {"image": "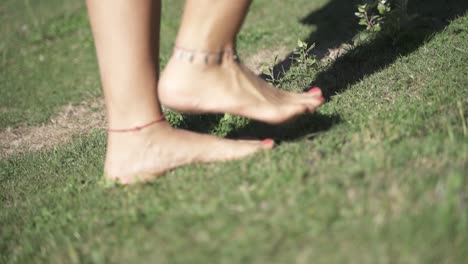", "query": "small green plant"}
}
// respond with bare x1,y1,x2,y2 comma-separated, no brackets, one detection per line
163,108,185,128
355,0,408,34
261,55,280,84
261,40,317,86
211,114,249,137
283,39,318,86
355,0,392,32
292,40,317,69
